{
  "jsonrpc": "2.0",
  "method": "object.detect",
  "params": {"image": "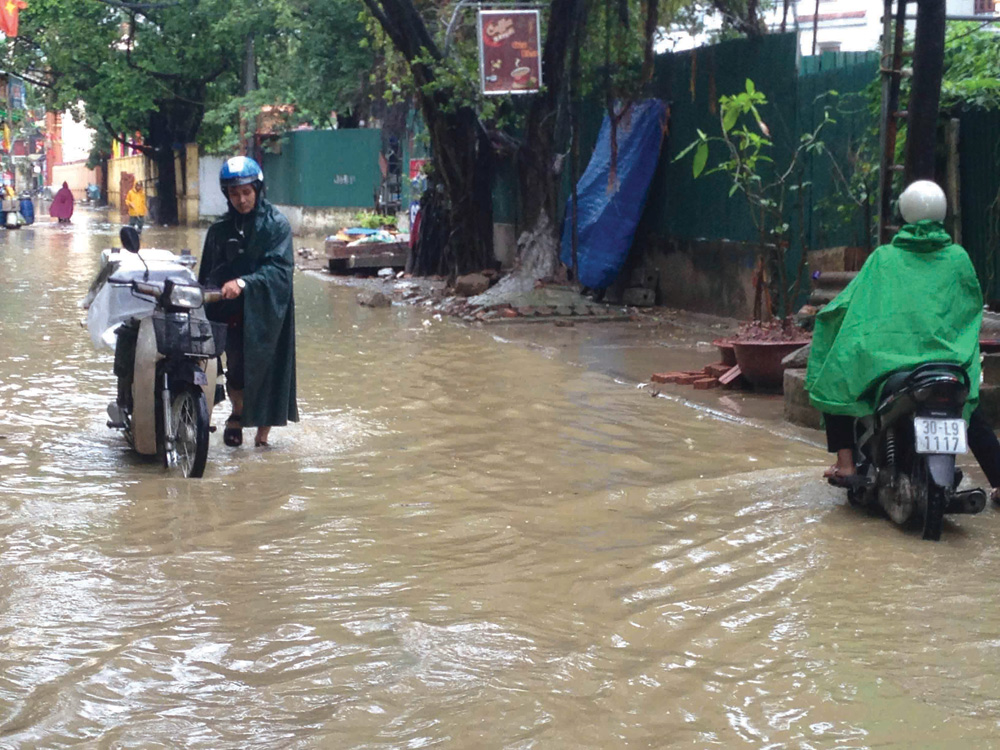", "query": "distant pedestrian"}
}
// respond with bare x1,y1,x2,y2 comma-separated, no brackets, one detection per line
125,181,147,234
49,181,74,223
